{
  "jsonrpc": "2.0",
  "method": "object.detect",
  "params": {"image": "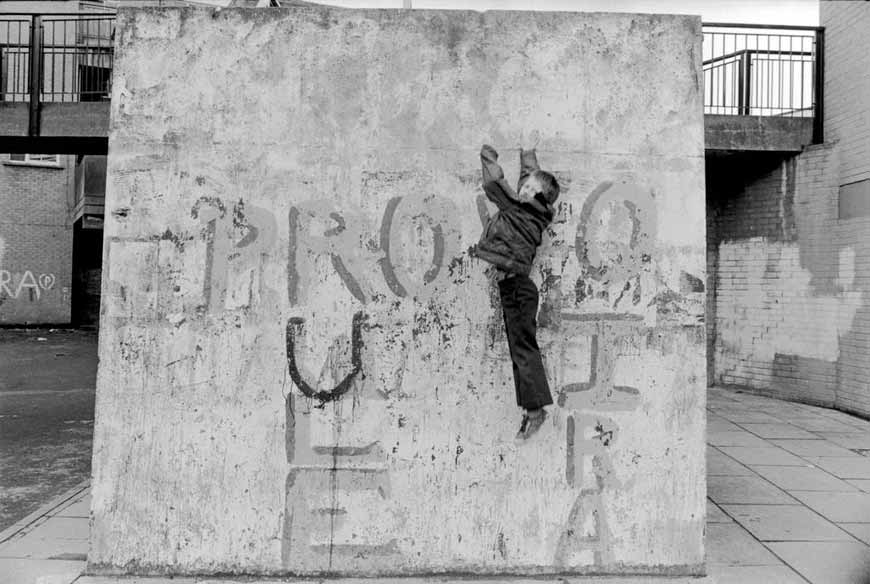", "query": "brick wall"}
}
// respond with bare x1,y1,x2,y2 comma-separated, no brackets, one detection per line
822,0,870,185
823,1,870,415
836,214,870,414
0,155,75,324
707,3,870,418
709,144,869,417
